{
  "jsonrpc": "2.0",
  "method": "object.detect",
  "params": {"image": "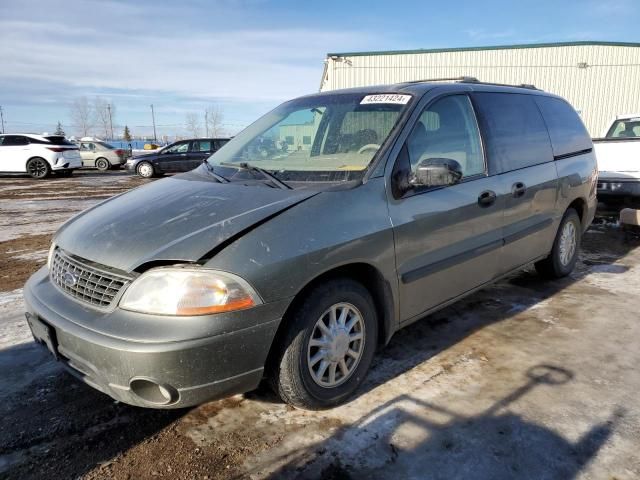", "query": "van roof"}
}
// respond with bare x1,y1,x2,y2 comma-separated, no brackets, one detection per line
310,78,554,100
